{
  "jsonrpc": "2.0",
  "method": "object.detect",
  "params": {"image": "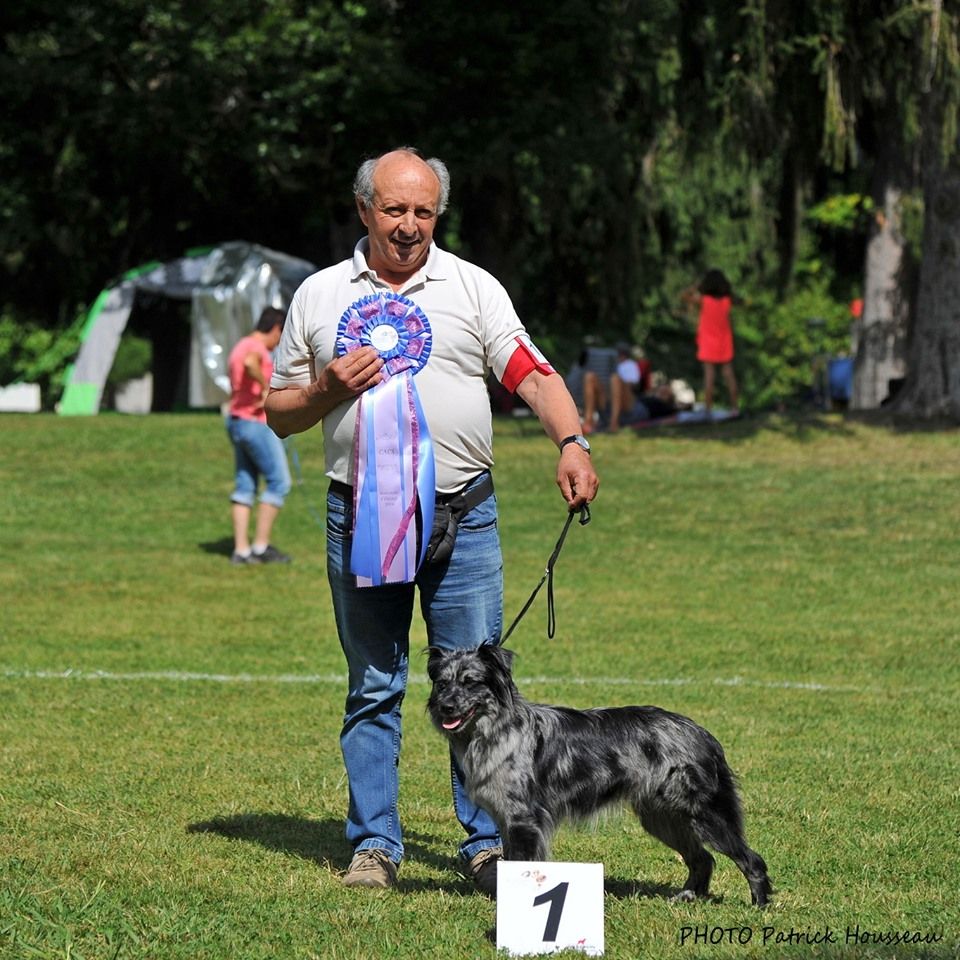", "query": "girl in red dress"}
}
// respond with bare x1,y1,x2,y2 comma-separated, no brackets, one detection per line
694,269,739,415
